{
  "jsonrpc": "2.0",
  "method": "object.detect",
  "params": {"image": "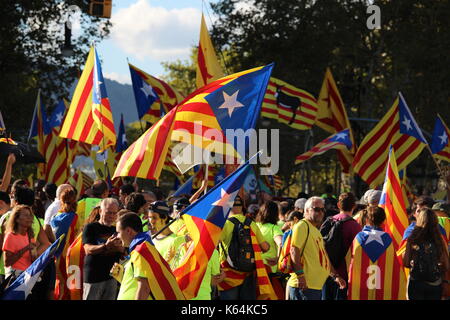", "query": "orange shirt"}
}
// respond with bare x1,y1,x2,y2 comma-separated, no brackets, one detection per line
2,232,33,272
